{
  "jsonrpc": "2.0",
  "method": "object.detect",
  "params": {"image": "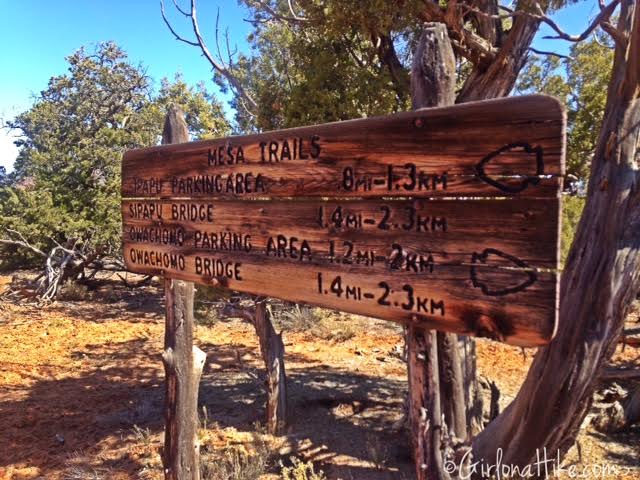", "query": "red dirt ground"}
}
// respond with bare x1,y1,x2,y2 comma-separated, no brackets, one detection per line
0,275,638,479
